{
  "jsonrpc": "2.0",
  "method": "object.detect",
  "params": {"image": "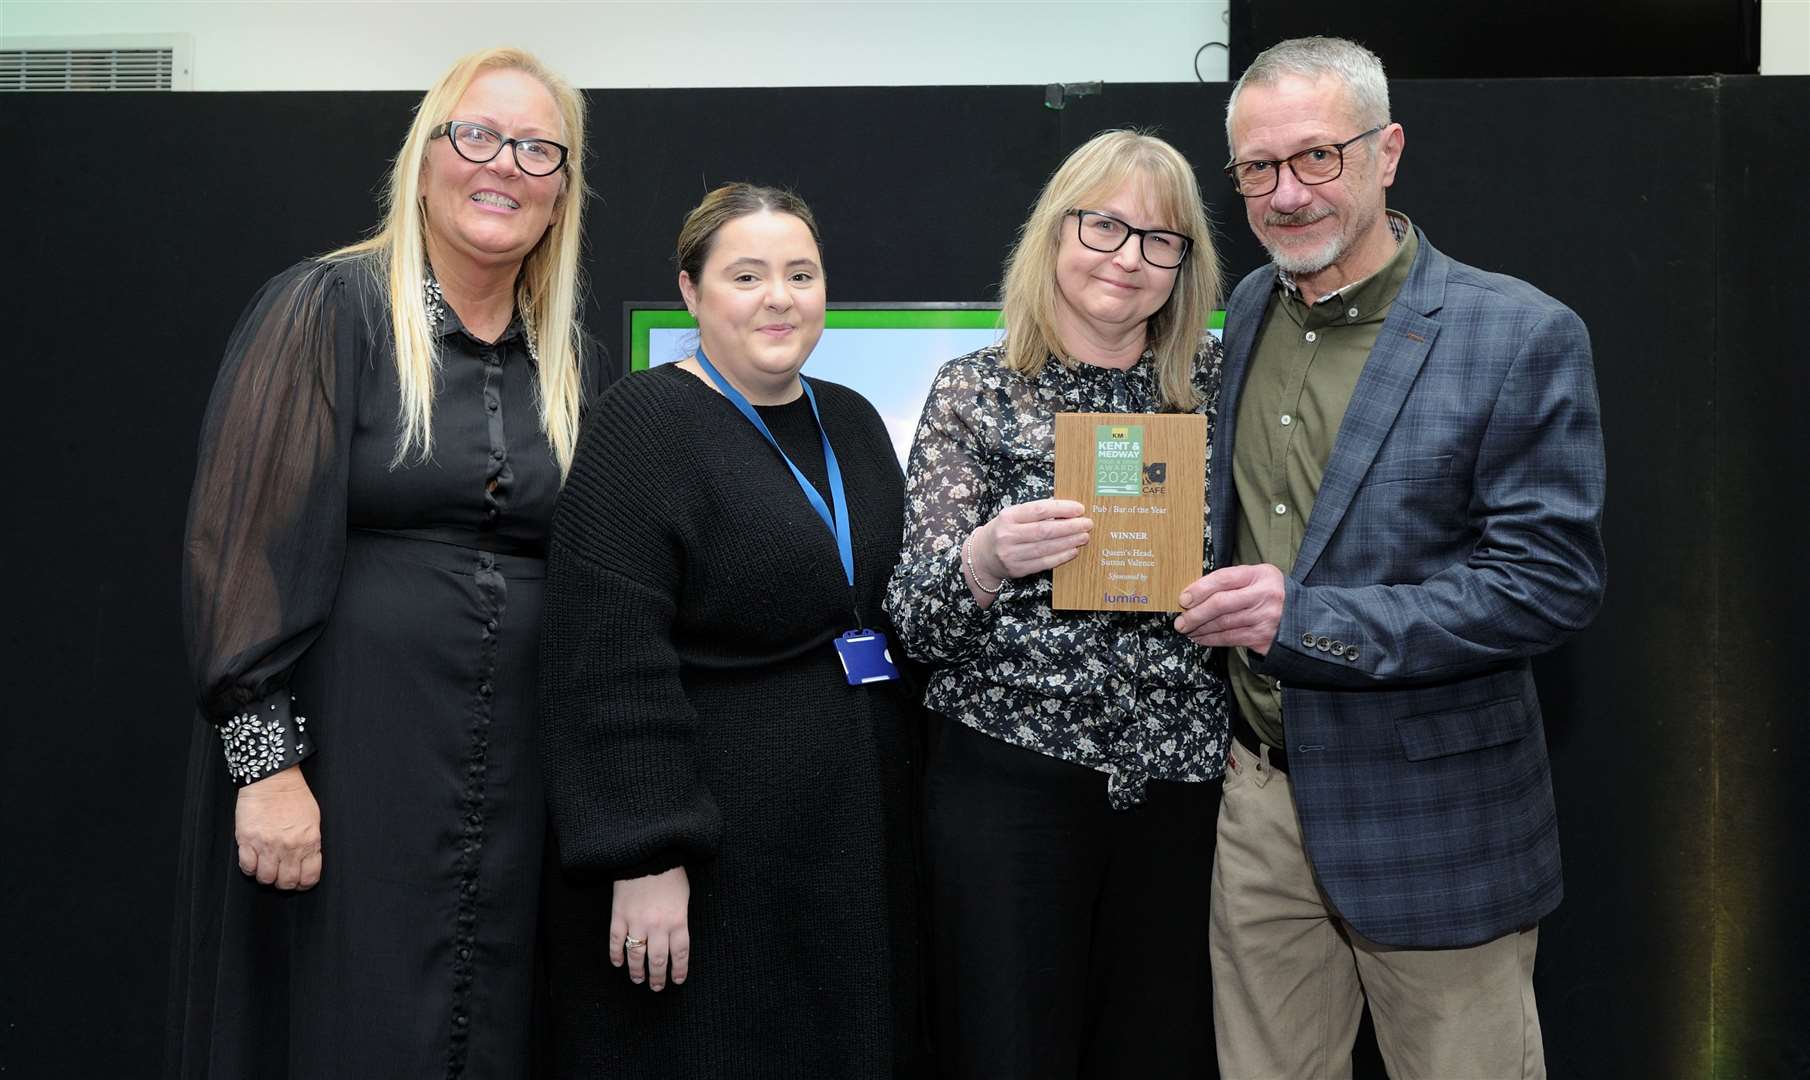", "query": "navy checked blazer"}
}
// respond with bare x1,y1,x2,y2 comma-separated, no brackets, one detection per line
1212,227,1608,949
